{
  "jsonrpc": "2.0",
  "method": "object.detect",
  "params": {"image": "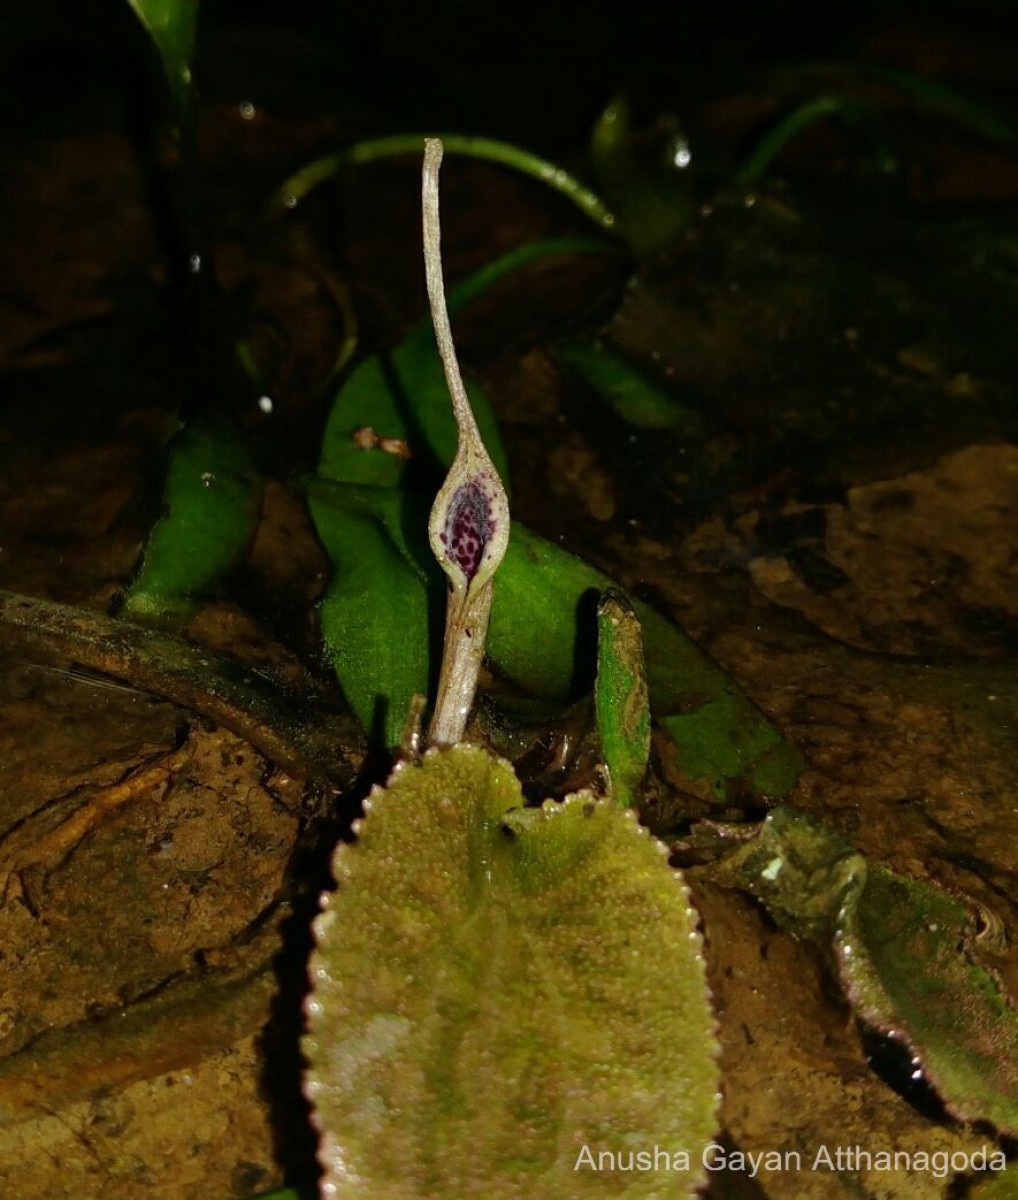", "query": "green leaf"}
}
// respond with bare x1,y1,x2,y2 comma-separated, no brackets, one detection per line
554,338,706,434
121,421,263,628
589,95,694,259
311,248,800,793
310,474,799,794
318,239,612,493
492,525,802,799
124,0,198,116
307,484,432,748
967,1163,1018,1198
733,95,894,187
304,744,719,1199
273,137,616,233
594,590,650,808
713,806,1018,1133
